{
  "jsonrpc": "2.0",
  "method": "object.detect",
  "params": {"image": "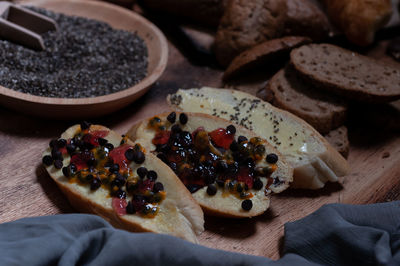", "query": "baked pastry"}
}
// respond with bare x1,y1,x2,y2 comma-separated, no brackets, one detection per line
42,123,204,243
223,36,311,81
290,43,400,103
322,0,393,46
126,112,293,217
323,126,349,158
267,65,347,134
168,87,349,189
214,0,287,66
